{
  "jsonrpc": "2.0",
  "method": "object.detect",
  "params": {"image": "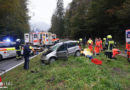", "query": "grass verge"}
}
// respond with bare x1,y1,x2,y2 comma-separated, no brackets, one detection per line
1,53,130,90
